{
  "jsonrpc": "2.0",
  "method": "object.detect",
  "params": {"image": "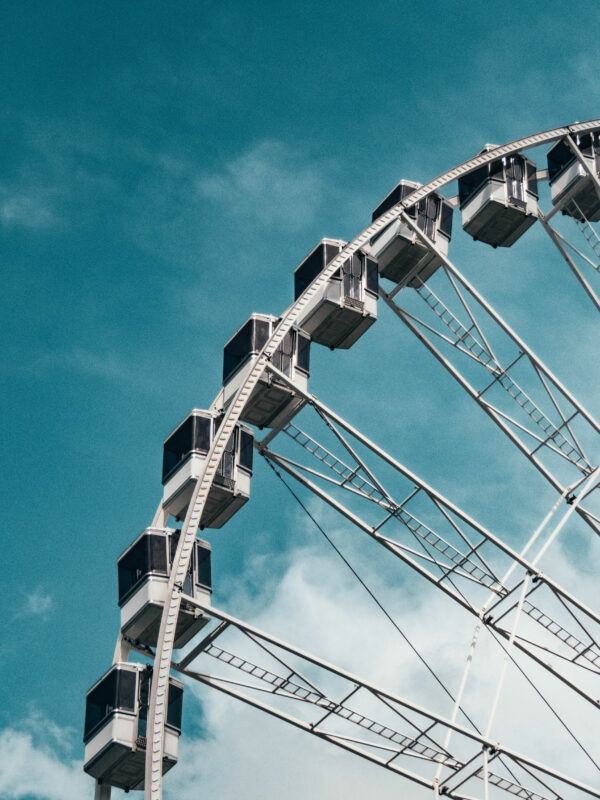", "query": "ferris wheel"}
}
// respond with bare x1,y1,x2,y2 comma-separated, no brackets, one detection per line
83,119,600,800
